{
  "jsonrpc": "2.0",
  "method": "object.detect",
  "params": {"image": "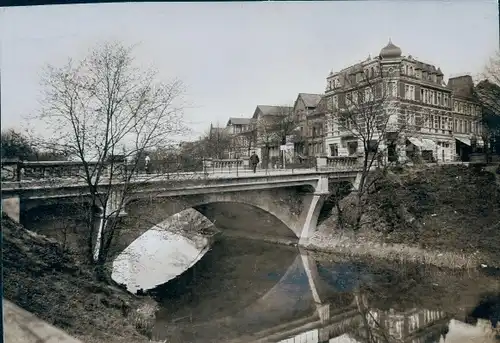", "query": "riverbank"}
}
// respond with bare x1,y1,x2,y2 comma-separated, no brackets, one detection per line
305,164,500,270
2,214,159,343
